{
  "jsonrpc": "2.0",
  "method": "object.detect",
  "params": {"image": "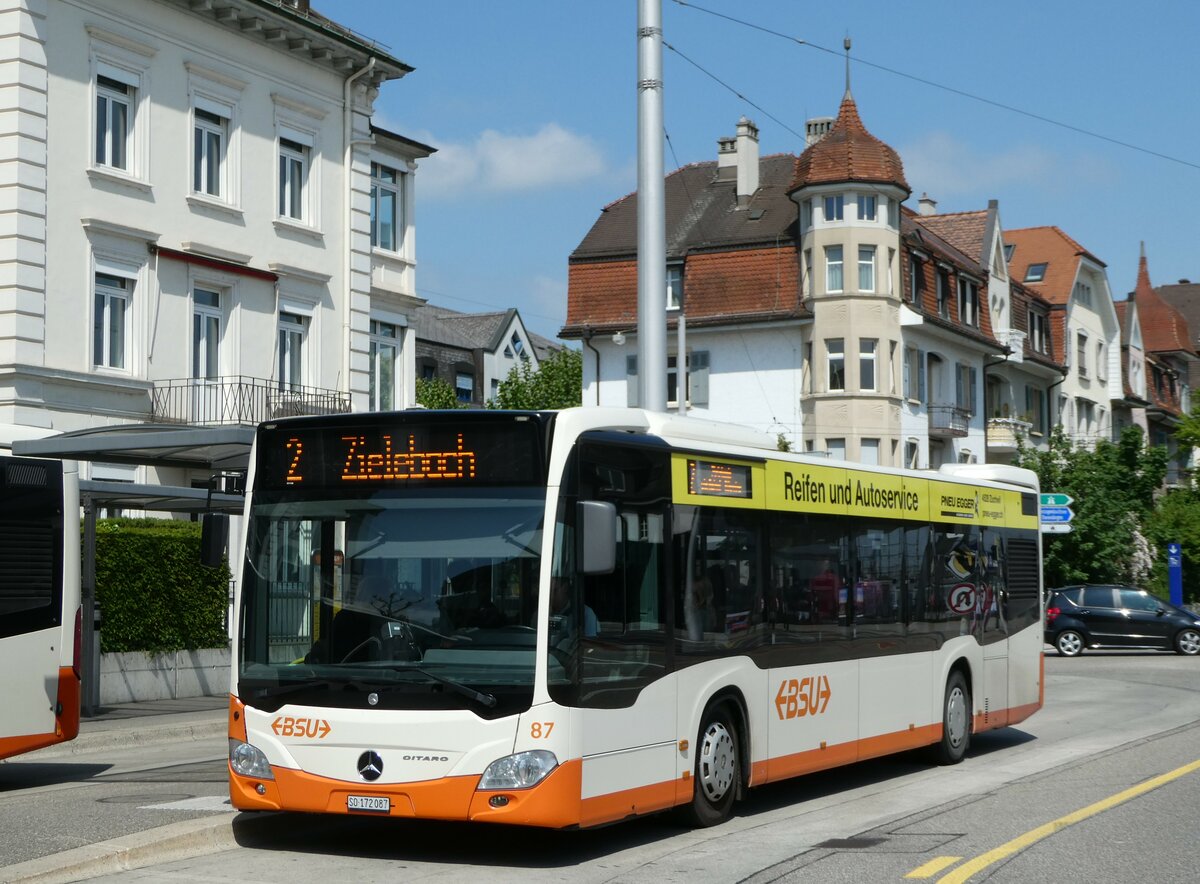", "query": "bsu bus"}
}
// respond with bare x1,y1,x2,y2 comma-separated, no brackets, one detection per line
0,455,81,760
227,408,1043,827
